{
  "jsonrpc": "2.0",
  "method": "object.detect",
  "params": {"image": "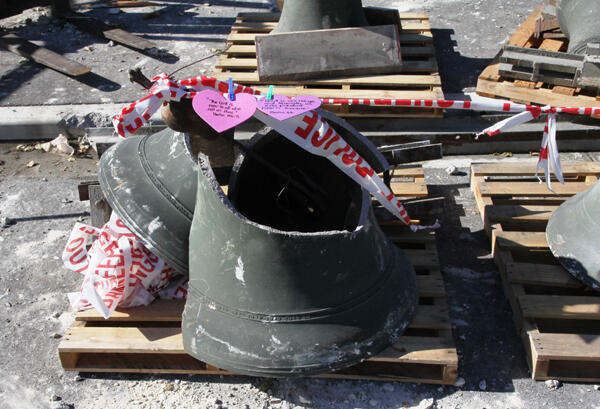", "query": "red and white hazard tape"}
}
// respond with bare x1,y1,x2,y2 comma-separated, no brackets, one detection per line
114,73,433,229
63,212,186,318
113,74,600,222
